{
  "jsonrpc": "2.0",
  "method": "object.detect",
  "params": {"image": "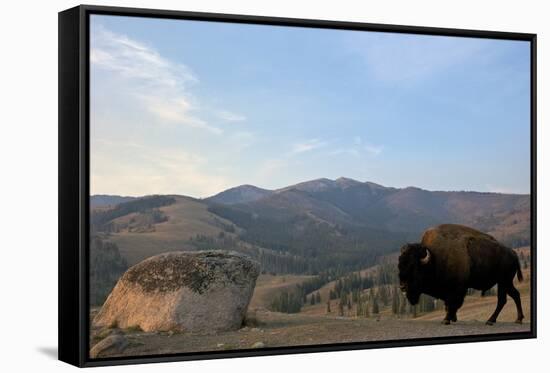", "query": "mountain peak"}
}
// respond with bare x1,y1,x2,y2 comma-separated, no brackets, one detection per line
278,178,337,193
335,177,362,188
206,184,272,205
